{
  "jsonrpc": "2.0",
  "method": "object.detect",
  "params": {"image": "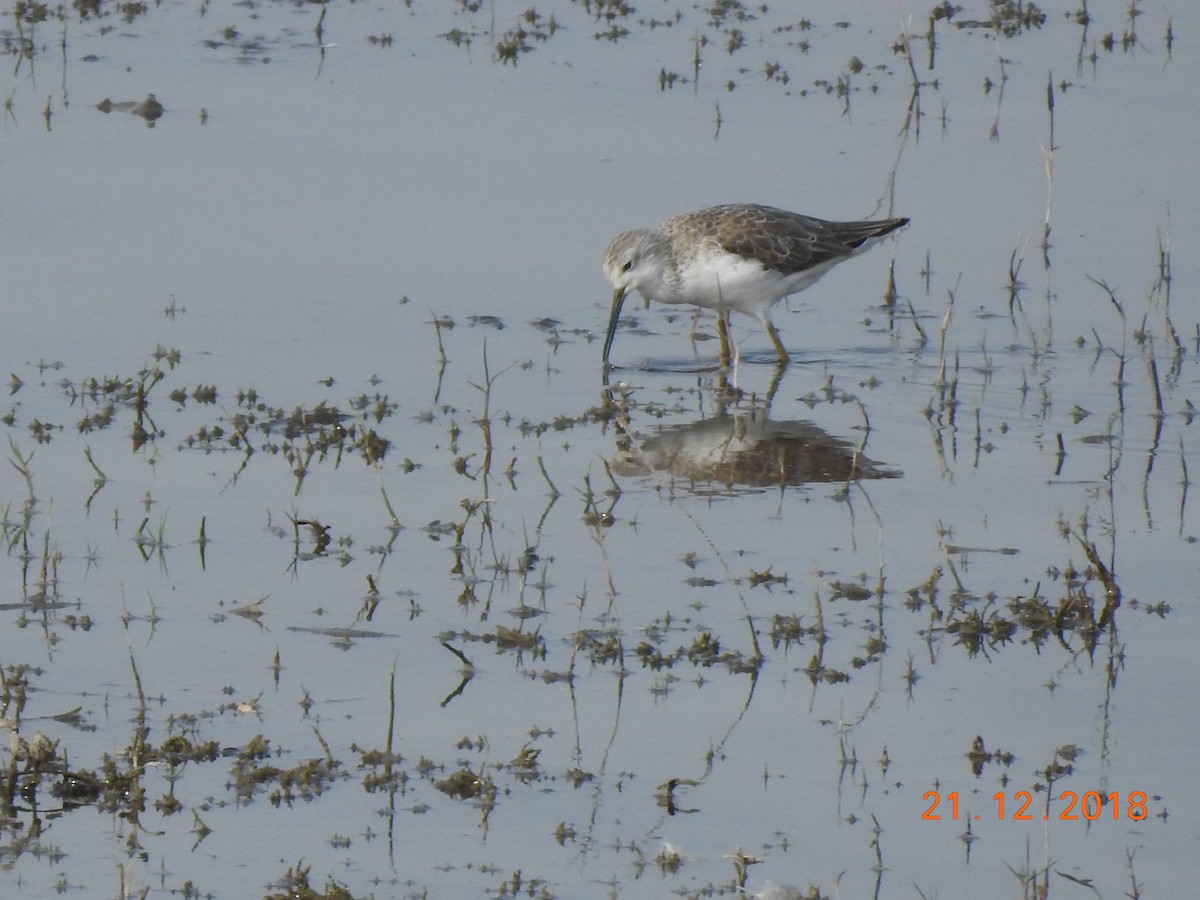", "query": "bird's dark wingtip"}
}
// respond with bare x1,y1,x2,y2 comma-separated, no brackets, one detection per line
841,216,910,249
